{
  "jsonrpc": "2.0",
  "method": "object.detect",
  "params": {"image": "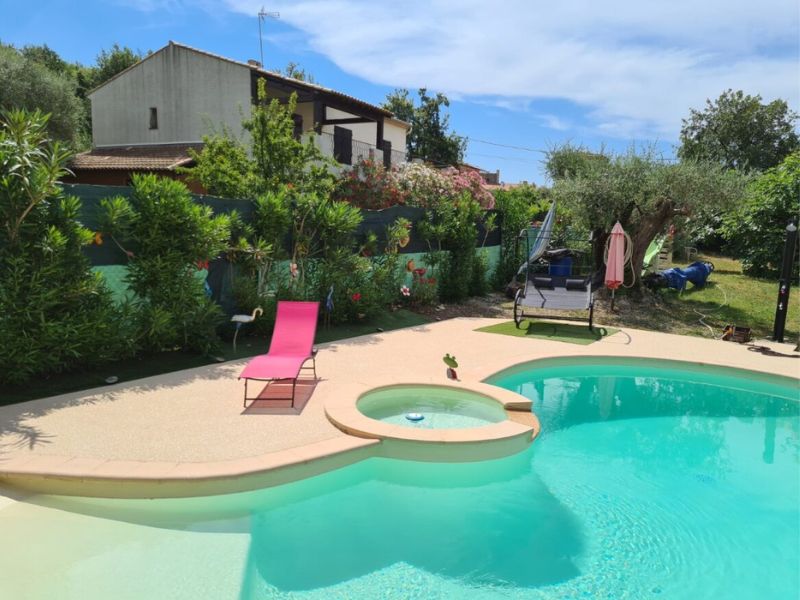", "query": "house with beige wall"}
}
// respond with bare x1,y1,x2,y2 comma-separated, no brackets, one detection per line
68,41,409,189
